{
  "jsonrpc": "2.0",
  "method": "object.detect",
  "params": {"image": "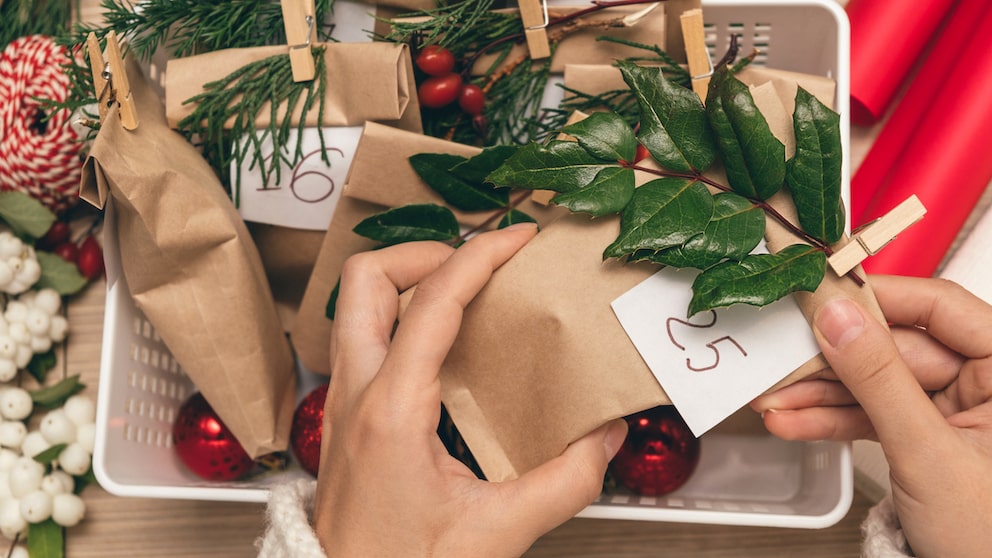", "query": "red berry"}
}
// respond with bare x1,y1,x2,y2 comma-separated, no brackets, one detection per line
76,235,104,280
37,221,70,250
610,406,700,496
415,45,456,77
290,383,329,477
457,84,485,116
53,242,79,264
173,392,254,482
418,73,463,109
634,143,651,163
